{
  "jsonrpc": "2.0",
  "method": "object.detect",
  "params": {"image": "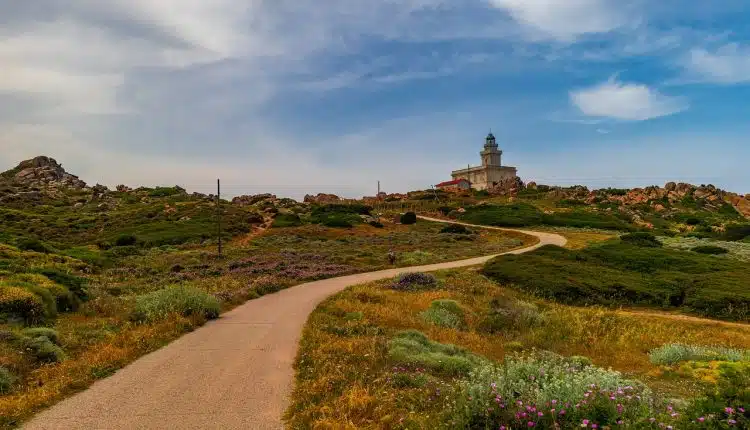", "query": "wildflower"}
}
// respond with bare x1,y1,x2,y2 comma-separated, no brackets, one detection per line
559,409,566,416
697,417,705,423
728,419,737,426
592,425,598,429
500,427,506,430
670,413,678,418
551,400,558,405
667,427,673,430
581,419,590,427
616,421,623,425
726,407,735,415
649,418,656,423
538,412,544,417
739,408,745,413
528,422,536,428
